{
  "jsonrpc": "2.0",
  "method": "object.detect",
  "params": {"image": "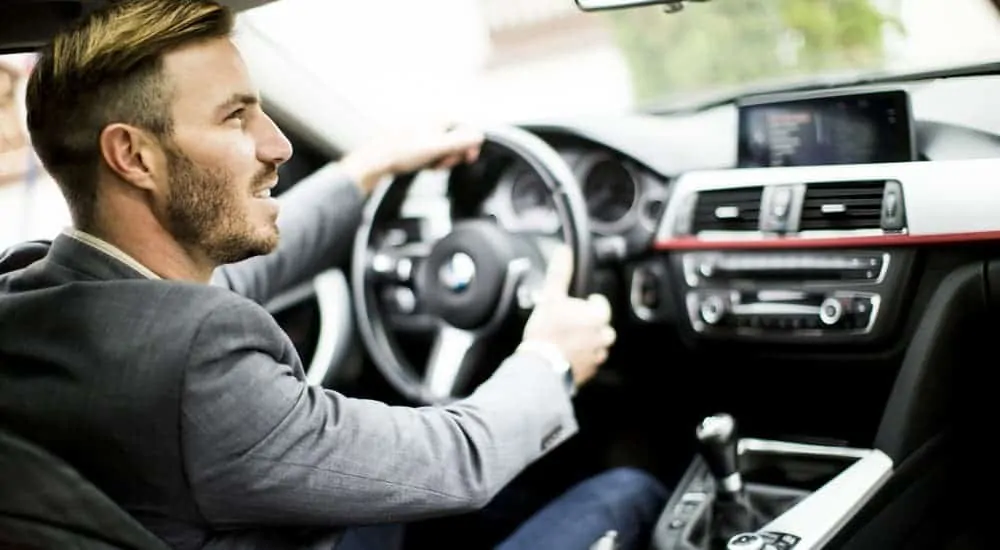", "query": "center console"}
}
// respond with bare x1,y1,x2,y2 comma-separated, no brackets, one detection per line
632,88,1000,549
671,246,913,345
630,88,925,345
651,414,892,550
664,174,913,345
